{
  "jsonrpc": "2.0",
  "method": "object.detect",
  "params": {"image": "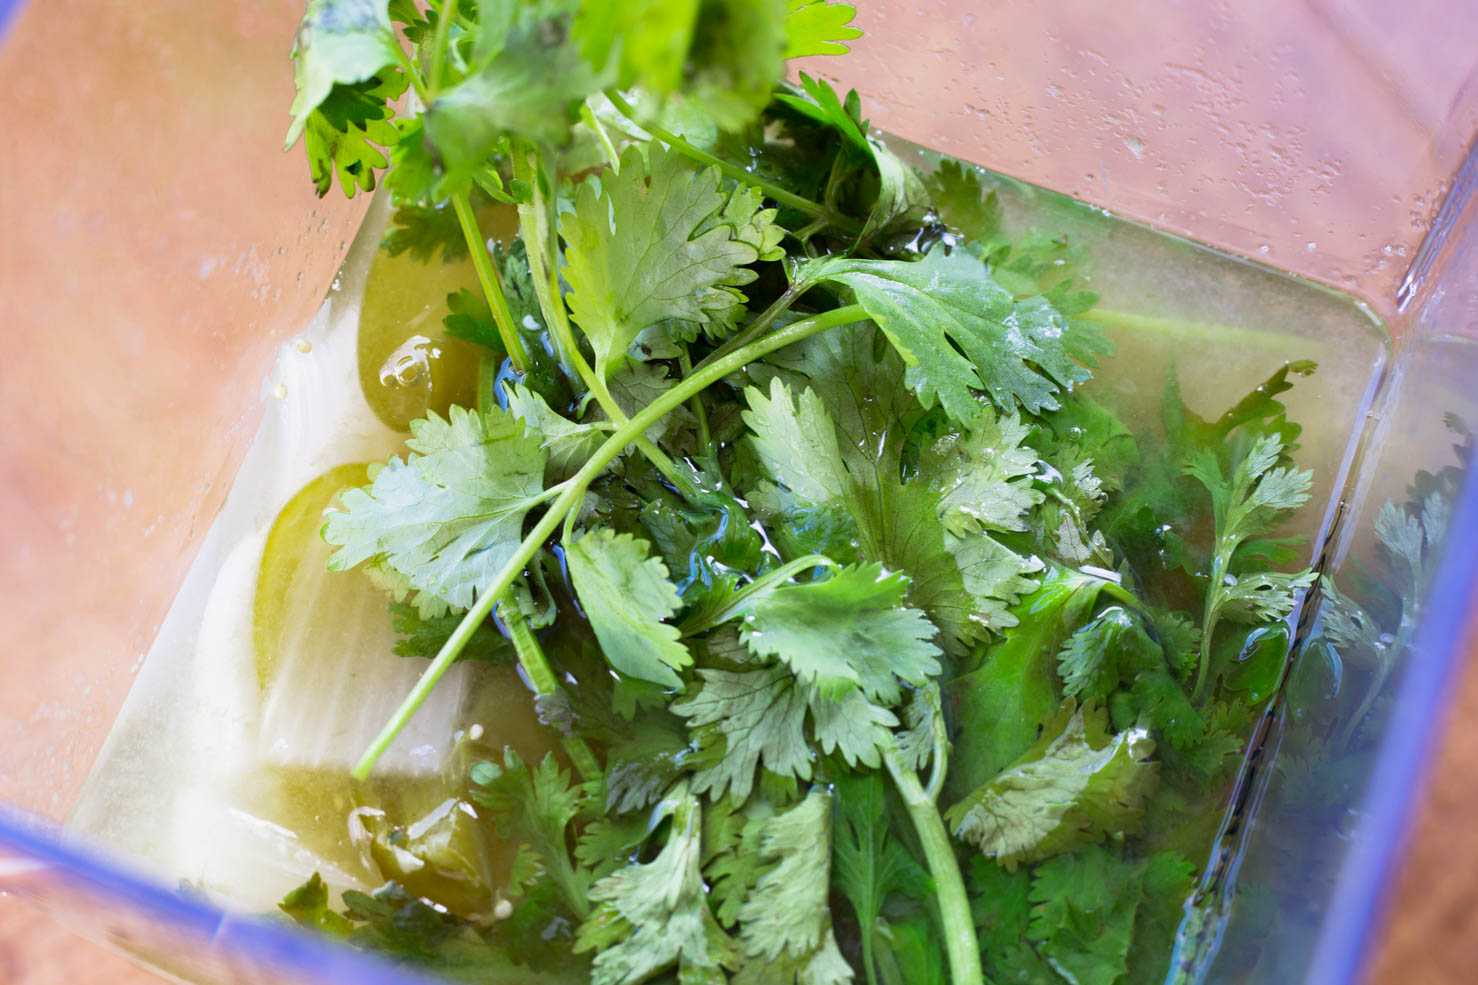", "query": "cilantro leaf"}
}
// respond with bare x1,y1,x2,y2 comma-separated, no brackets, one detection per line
743,335,1041,652
422,8,606,192
1100,360,1313,591
797,246,1109,420
1023,845,1196,985
1040,457,1113,565
301,72,408,197
775,73,927,239
1131,669,1207,749
704,797,775,928
576,787,739,985
968,857,1032,958
875,920,947,985
809,689,900,769
469,749,591,919
280,876,565,983
833,773,931,984
1026,847,1136,985
736,563,943,704
926,160,1007,246
945,700,1157,869
1156,699,1246,783
507,384,609,481
1185,433,1316,693
743,378,849,505
774,72,869,156
566,528,693,688
927,406,1043,536
562,146,783,378
894,682,946,773
946,569,1106,797
736,790,844,964
573,0,699,94
323,406,547,610
286,0,399,147
440,287,502,351
382,204,468,263
279,872,353,935
601,717,691,814
785,1,863,57
684,0,789,131
734,942,855,985
1056,605,1161,701
672,665,814,801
